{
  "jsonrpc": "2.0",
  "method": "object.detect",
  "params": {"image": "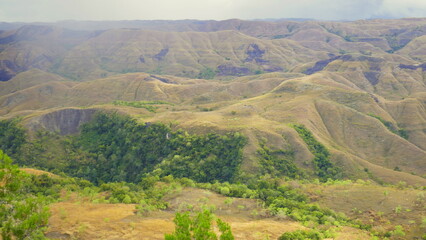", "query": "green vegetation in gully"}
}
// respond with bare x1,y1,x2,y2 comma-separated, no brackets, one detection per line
292,124,340,181
368,114,409,139
257,141,304,179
